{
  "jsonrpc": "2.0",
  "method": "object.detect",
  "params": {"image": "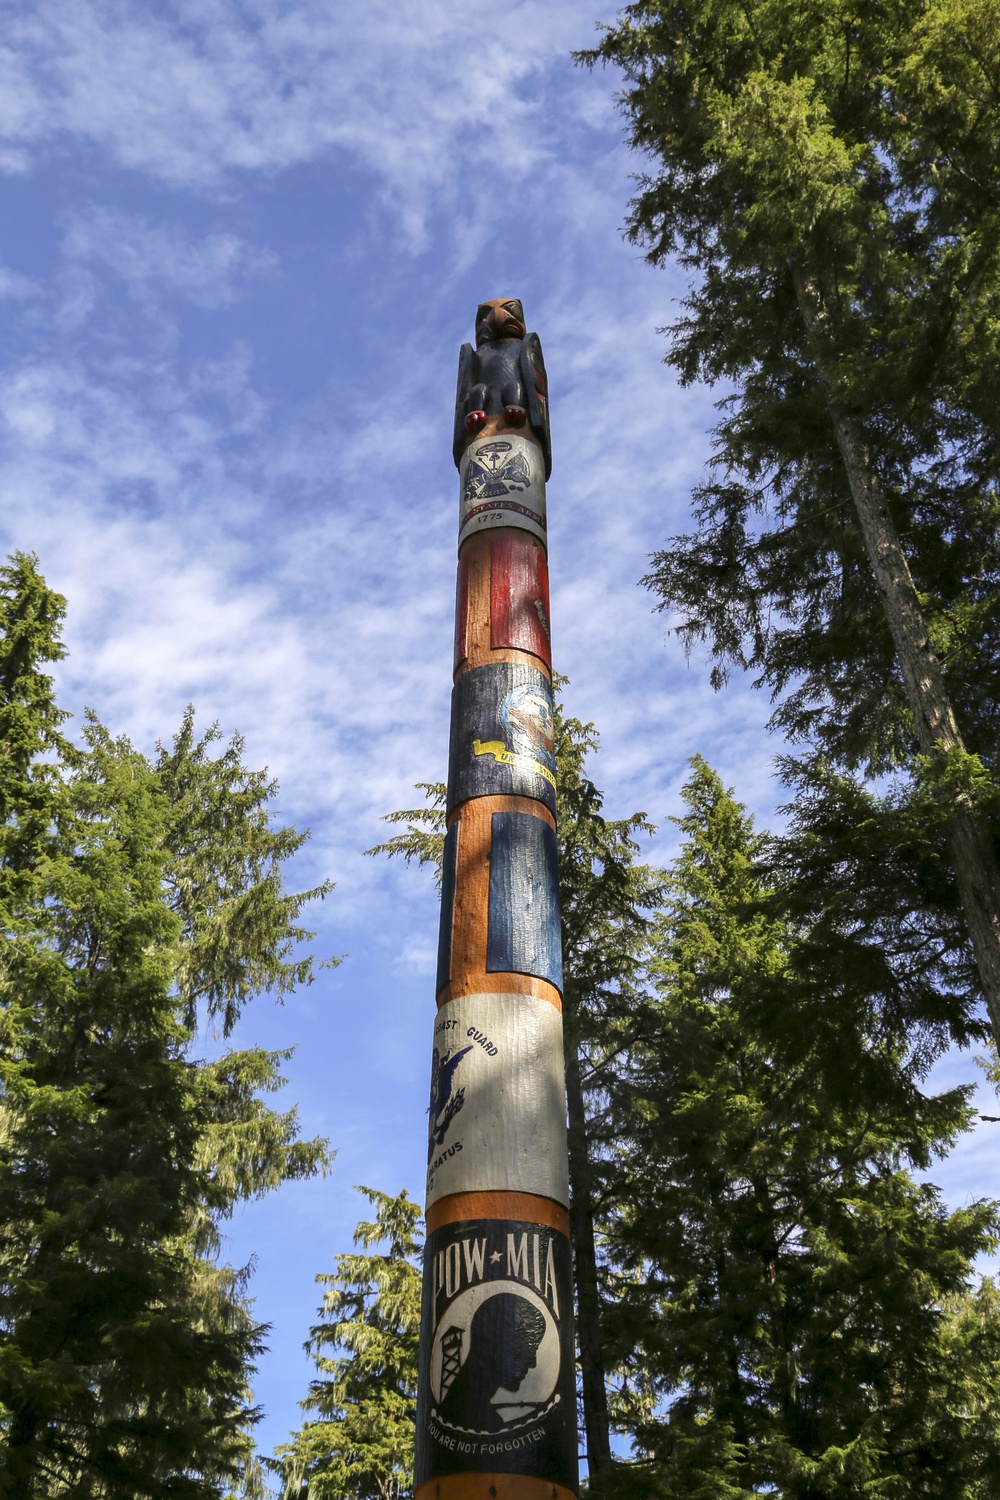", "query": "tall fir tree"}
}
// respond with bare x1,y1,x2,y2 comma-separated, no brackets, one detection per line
580,0,1000,1046
598,758,1000,1499
274,1188,421,1500
552,701,663,1476
0,554,333,1498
